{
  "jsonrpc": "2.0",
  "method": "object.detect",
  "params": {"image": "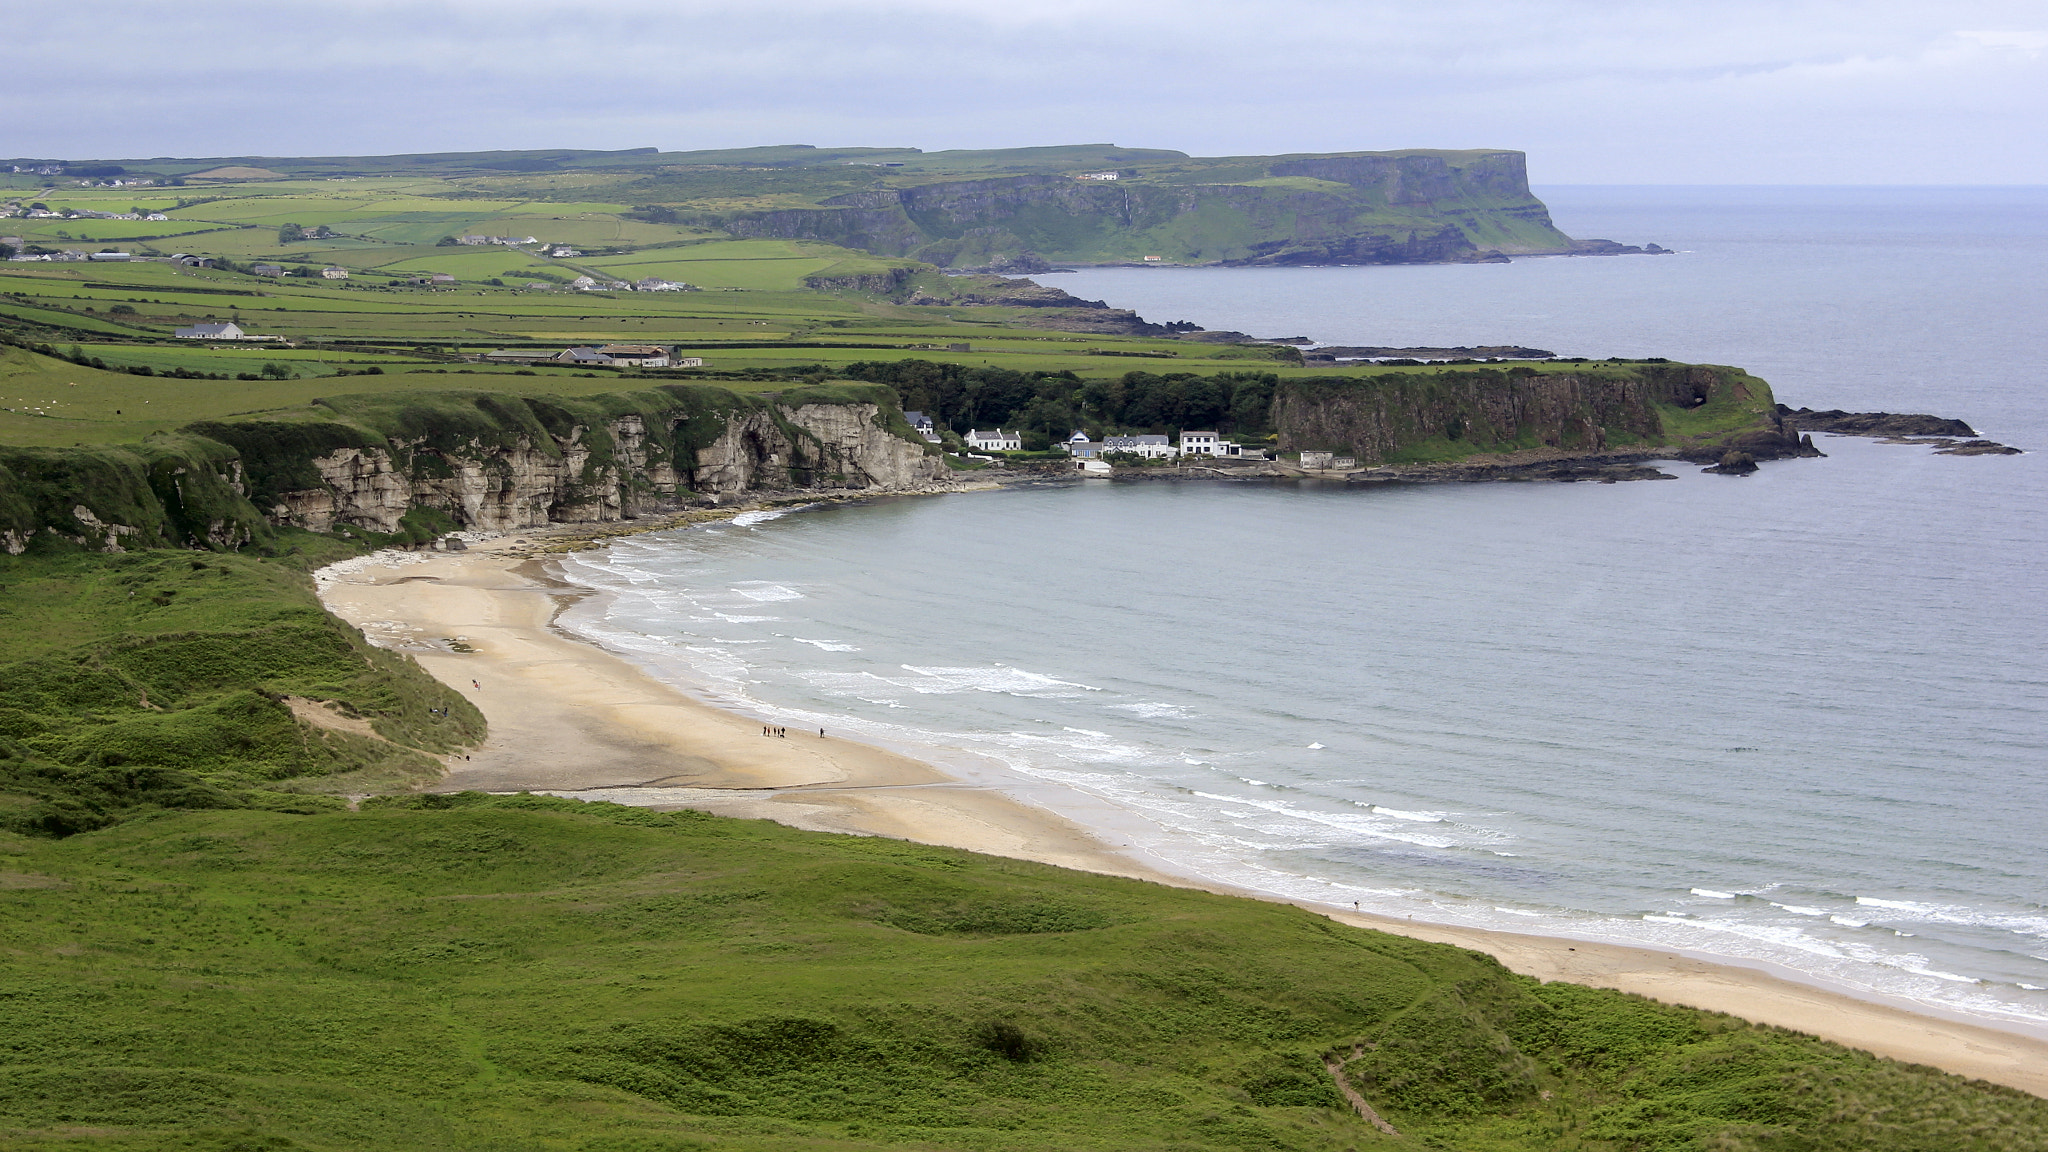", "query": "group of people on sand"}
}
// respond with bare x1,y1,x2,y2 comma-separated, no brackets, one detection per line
762,725,825,738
